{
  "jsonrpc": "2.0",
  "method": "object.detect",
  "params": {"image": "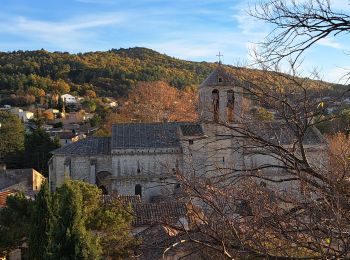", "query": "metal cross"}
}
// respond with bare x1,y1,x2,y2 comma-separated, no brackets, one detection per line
216,52,223,64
